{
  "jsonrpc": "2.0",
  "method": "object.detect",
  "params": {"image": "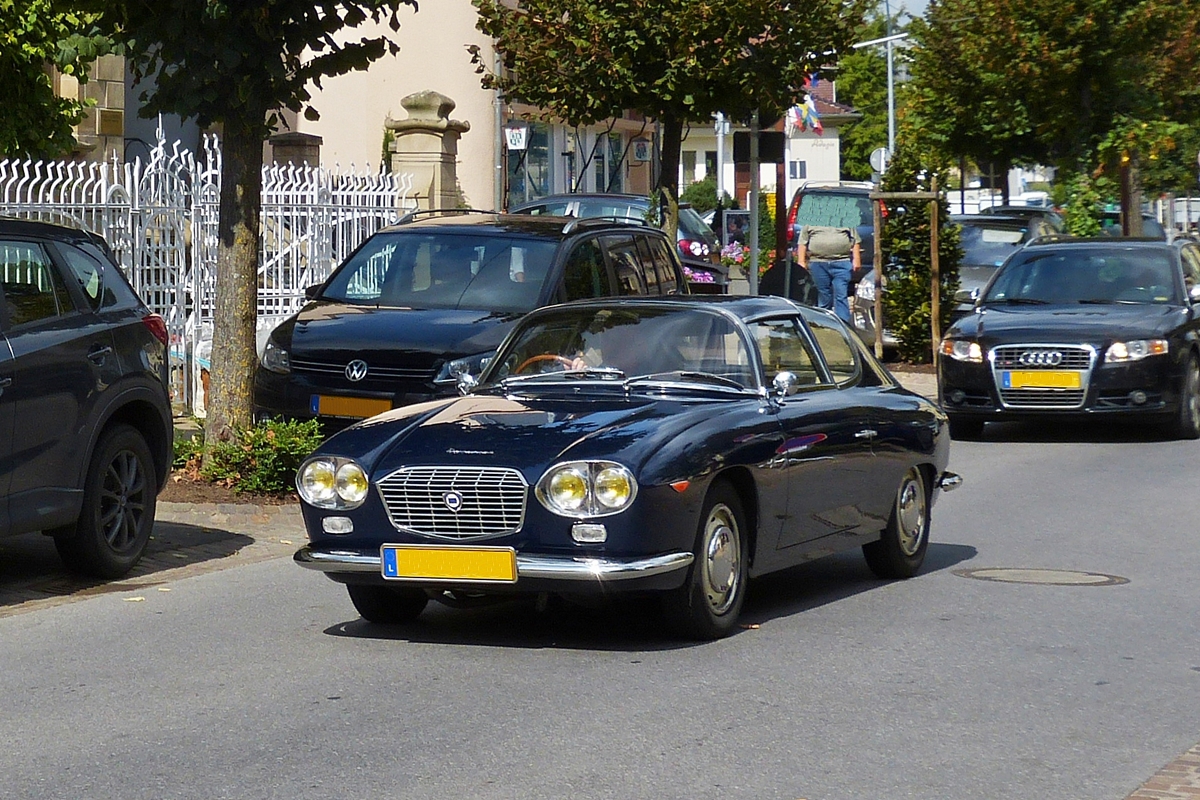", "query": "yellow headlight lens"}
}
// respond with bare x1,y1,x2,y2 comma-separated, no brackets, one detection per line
549,468,588,512
336,462,370,504
299,459,337,504
594,466,633,509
